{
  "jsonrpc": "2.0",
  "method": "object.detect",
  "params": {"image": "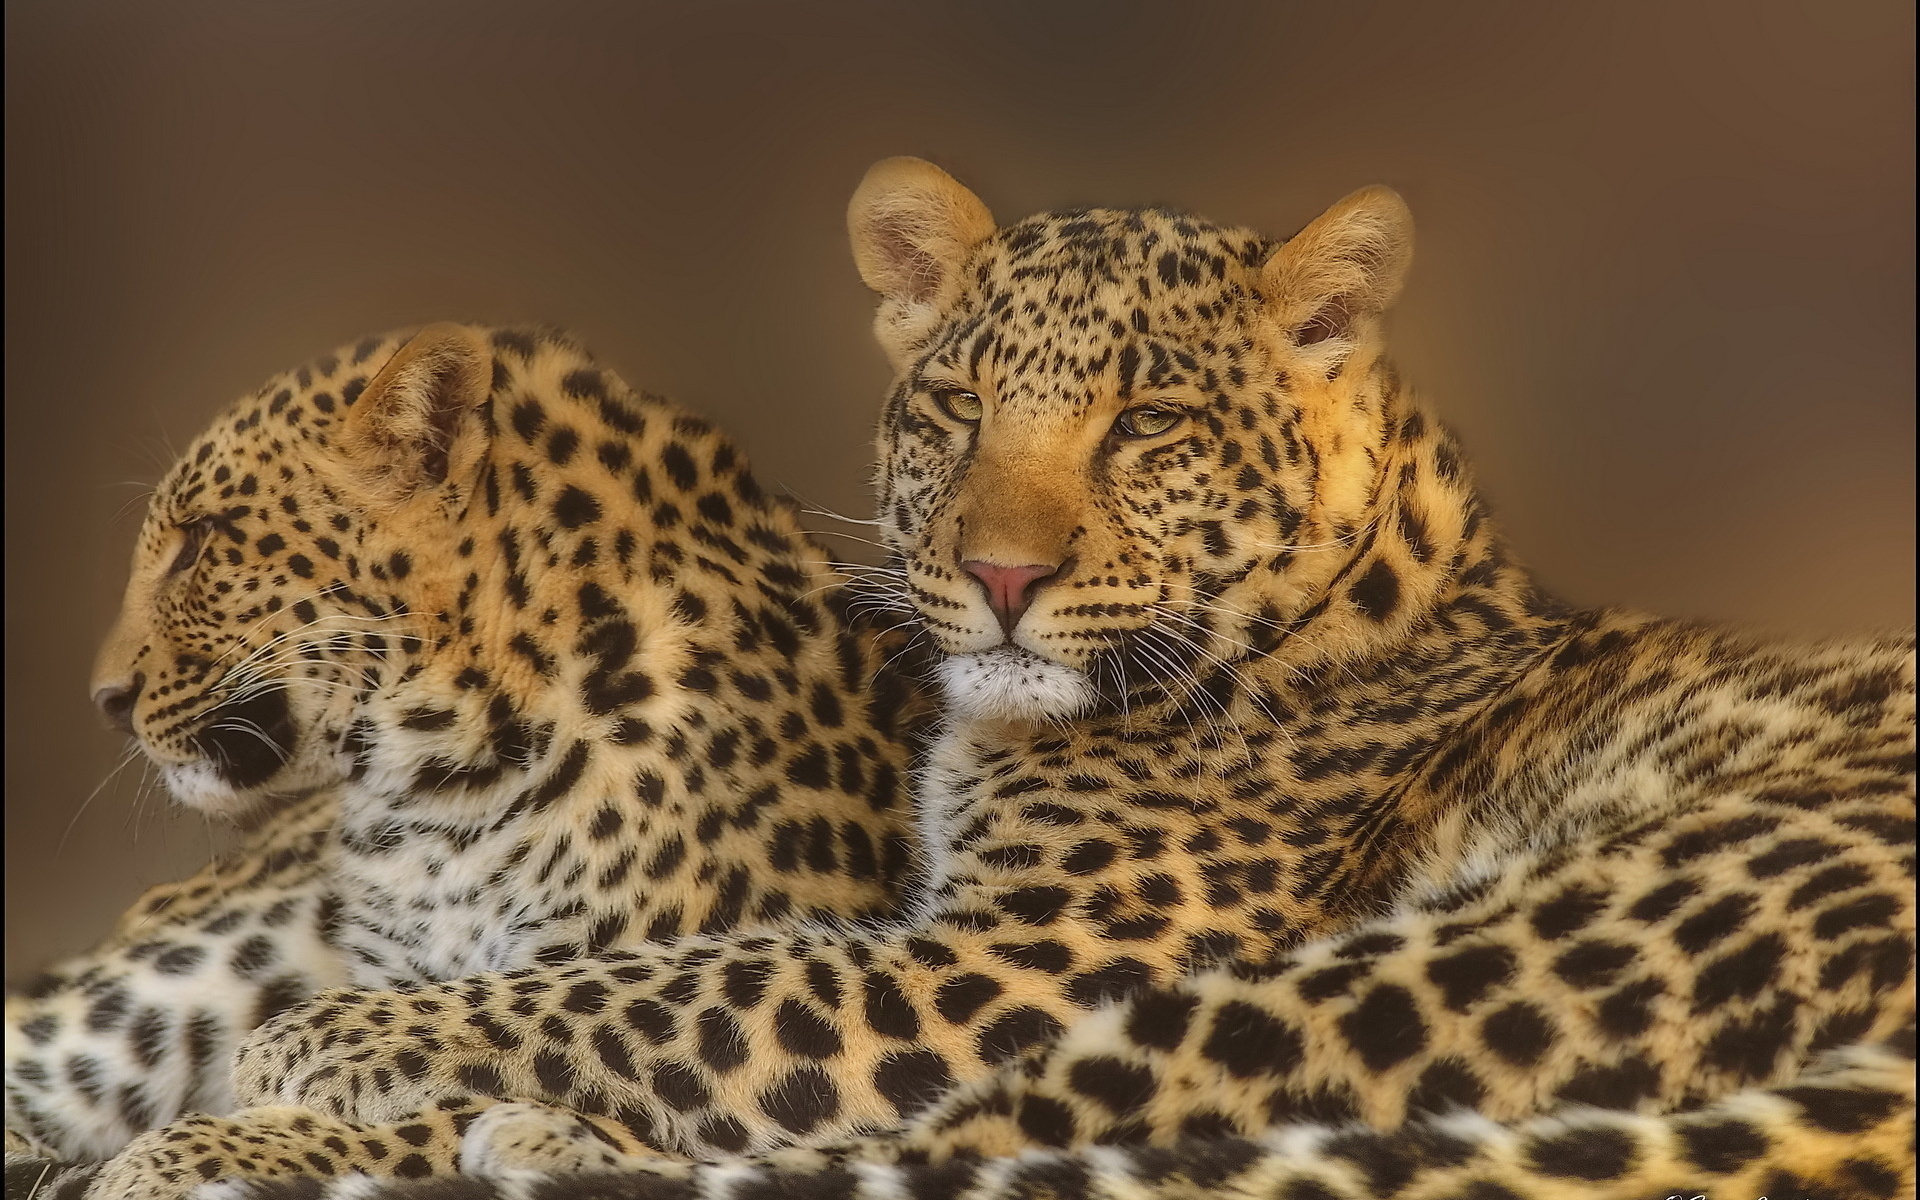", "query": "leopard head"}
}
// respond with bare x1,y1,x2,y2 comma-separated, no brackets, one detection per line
89,324,501,815
849,159,1426,724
